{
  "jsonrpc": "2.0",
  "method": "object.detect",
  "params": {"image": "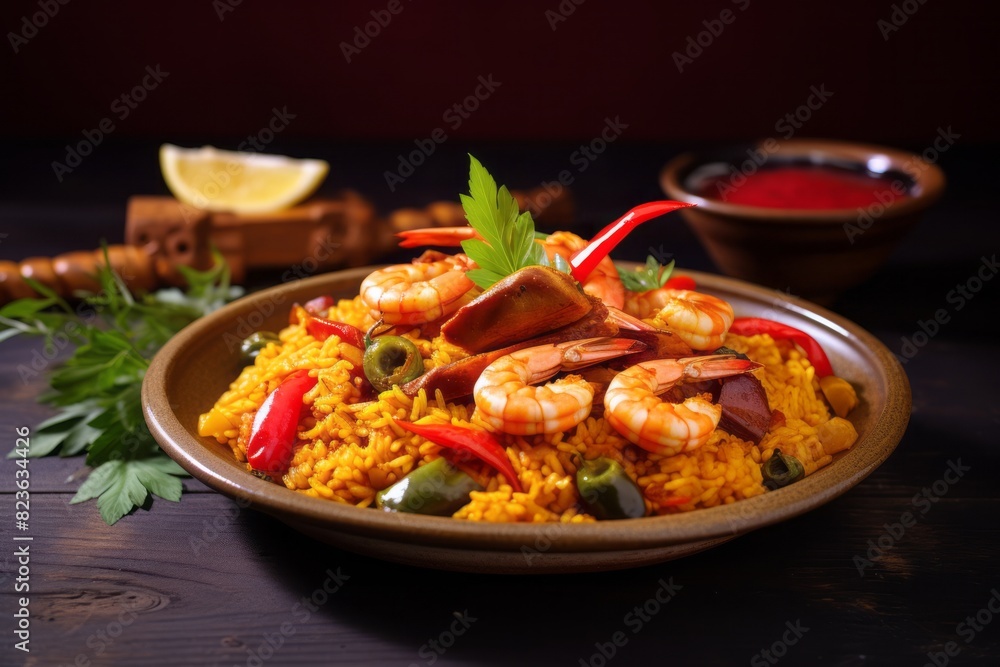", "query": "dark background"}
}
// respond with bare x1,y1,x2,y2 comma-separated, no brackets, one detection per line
4,0,997,142
1,0,997,225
